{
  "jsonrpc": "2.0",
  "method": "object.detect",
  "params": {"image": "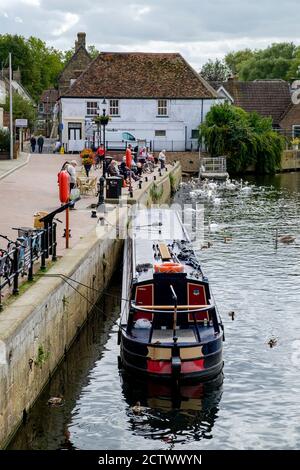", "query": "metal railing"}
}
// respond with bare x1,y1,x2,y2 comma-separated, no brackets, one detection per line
0,223,57,311
199,156,227,174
